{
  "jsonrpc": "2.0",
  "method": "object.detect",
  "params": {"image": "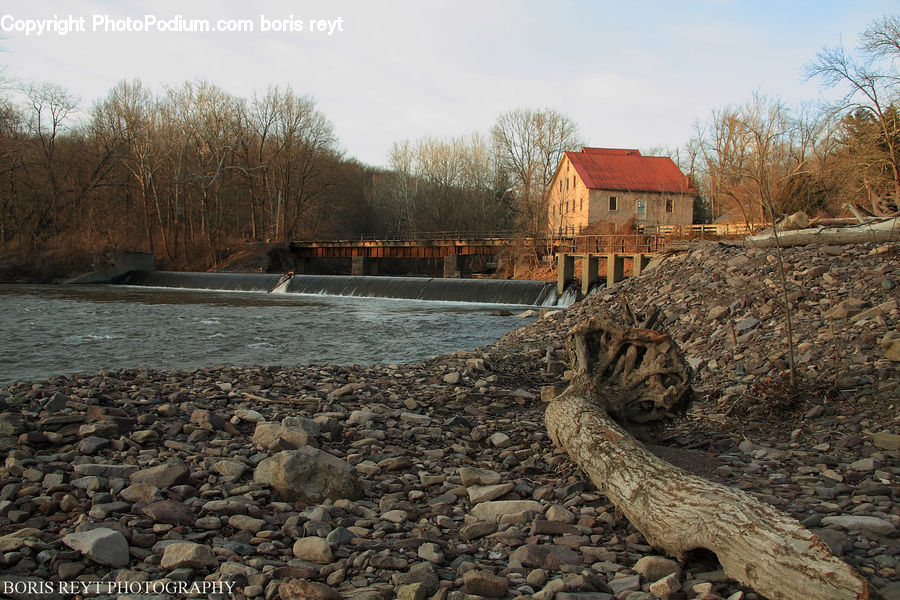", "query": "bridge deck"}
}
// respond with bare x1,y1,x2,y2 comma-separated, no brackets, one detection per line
289,238,515,259
289,234,663,259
